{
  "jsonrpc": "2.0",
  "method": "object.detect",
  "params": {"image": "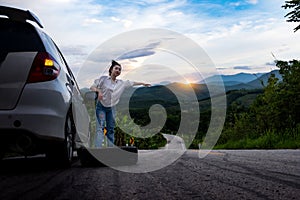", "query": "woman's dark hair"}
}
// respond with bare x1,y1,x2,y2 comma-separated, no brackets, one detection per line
109,60,121,76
